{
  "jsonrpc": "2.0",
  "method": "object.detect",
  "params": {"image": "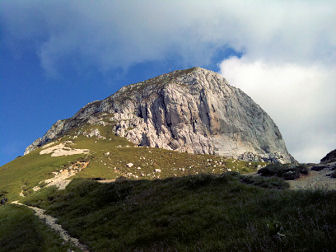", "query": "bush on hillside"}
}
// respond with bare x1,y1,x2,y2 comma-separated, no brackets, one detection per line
257,163,309,180
240,175,289,189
